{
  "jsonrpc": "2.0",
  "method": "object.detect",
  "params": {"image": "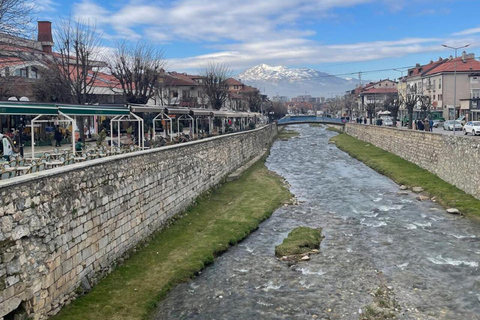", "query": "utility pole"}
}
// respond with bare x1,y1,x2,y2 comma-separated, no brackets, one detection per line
442,44,470,136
